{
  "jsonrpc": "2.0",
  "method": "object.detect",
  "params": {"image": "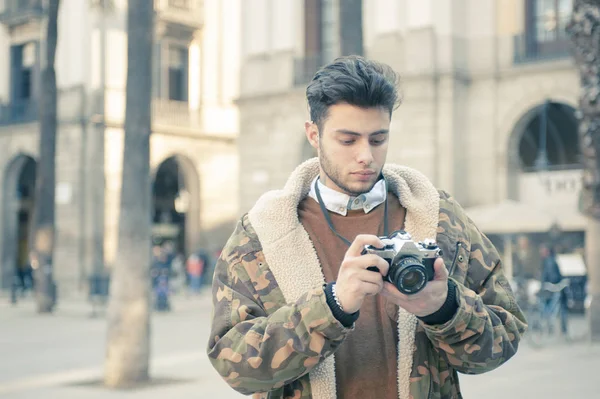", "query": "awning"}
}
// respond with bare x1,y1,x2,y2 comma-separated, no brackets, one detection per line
464,200,555,235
